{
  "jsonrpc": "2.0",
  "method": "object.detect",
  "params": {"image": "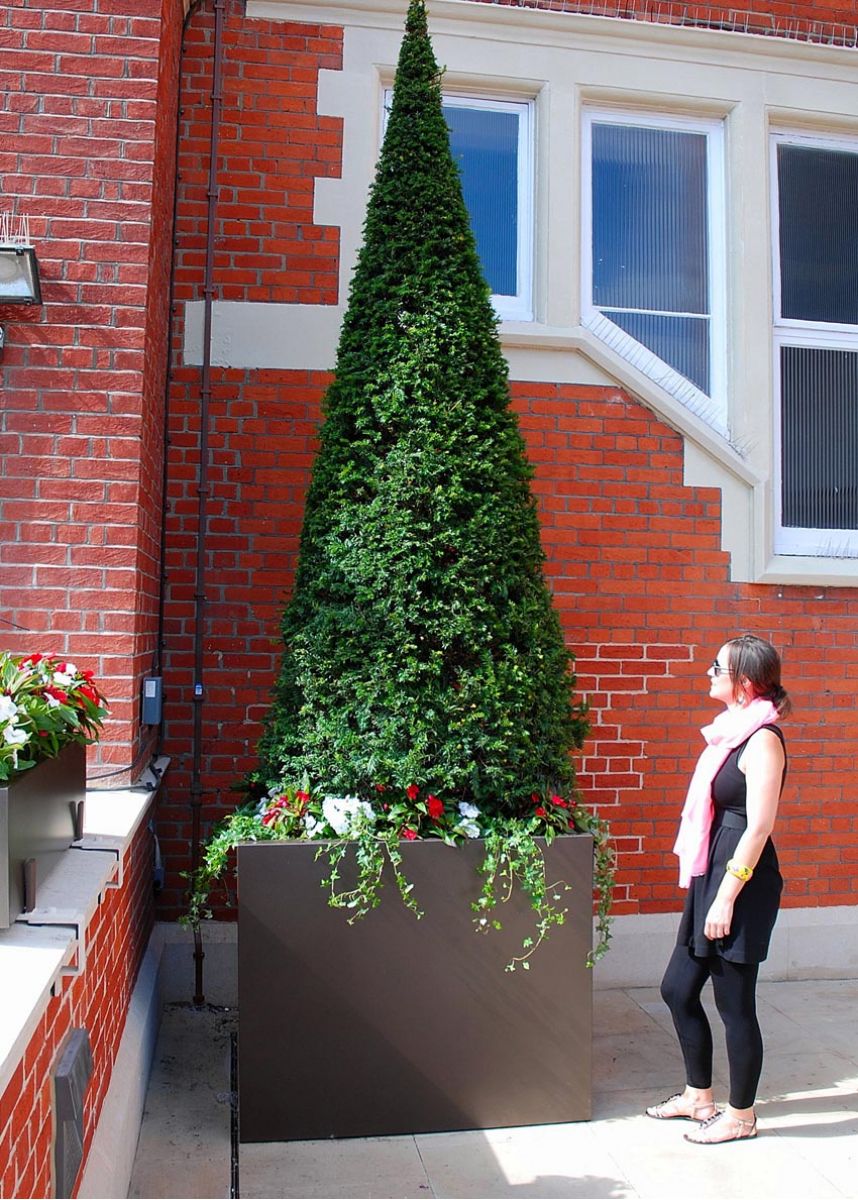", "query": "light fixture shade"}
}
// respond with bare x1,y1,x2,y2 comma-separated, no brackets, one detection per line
0,246,42,304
